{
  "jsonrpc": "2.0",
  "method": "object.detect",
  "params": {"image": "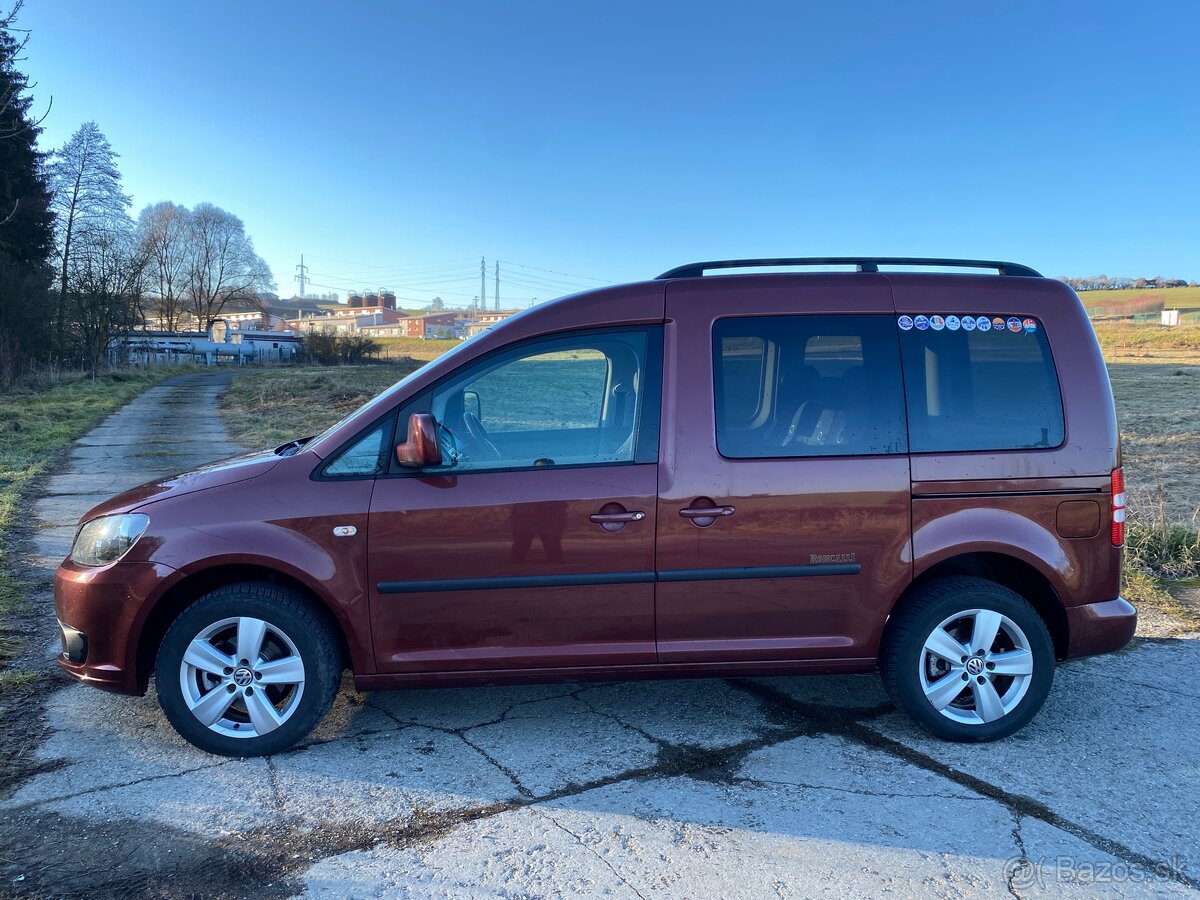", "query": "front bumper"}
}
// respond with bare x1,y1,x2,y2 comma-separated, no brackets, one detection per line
54,559,177,695
1065,596,1137,659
